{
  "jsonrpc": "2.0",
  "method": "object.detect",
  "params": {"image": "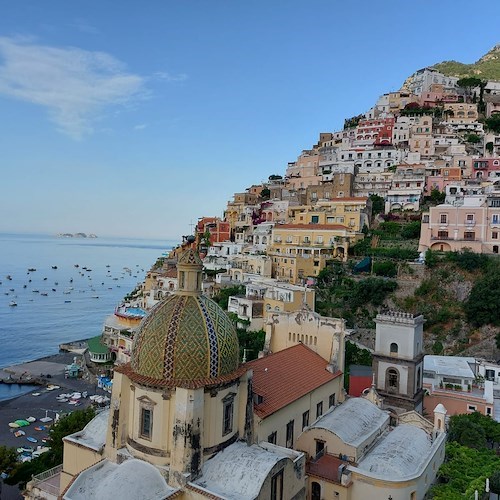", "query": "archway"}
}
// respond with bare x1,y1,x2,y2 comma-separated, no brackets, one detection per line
311,482,321,500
